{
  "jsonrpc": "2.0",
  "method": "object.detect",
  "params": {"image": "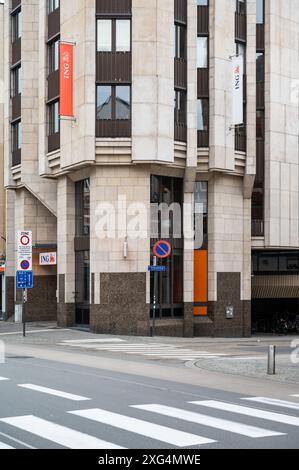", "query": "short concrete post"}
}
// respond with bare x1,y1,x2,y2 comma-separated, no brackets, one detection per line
267,345,276,375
